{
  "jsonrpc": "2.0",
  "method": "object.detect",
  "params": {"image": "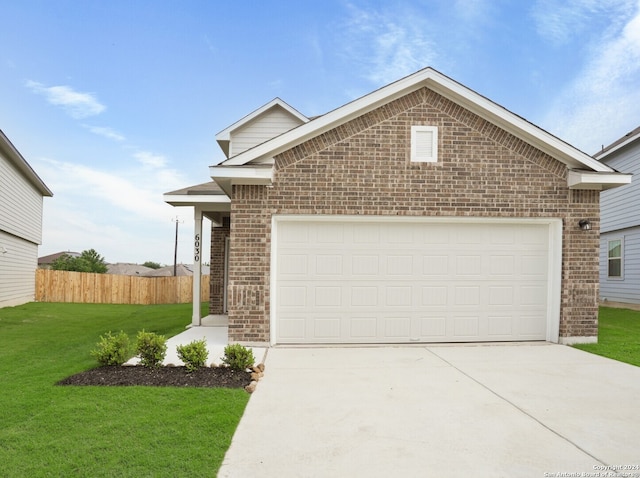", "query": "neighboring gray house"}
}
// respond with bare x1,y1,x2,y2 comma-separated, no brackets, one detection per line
0,130,52,307
596,126,640,305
